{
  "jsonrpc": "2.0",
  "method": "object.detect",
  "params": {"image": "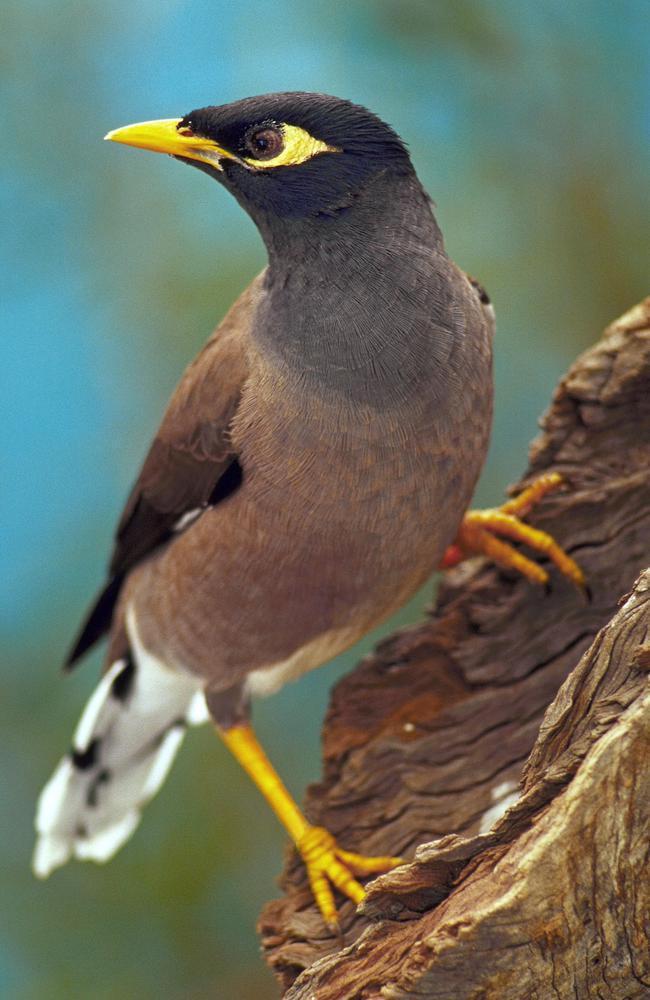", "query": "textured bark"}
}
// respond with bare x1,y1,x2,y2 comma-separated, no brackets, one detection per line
259,299,650,999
